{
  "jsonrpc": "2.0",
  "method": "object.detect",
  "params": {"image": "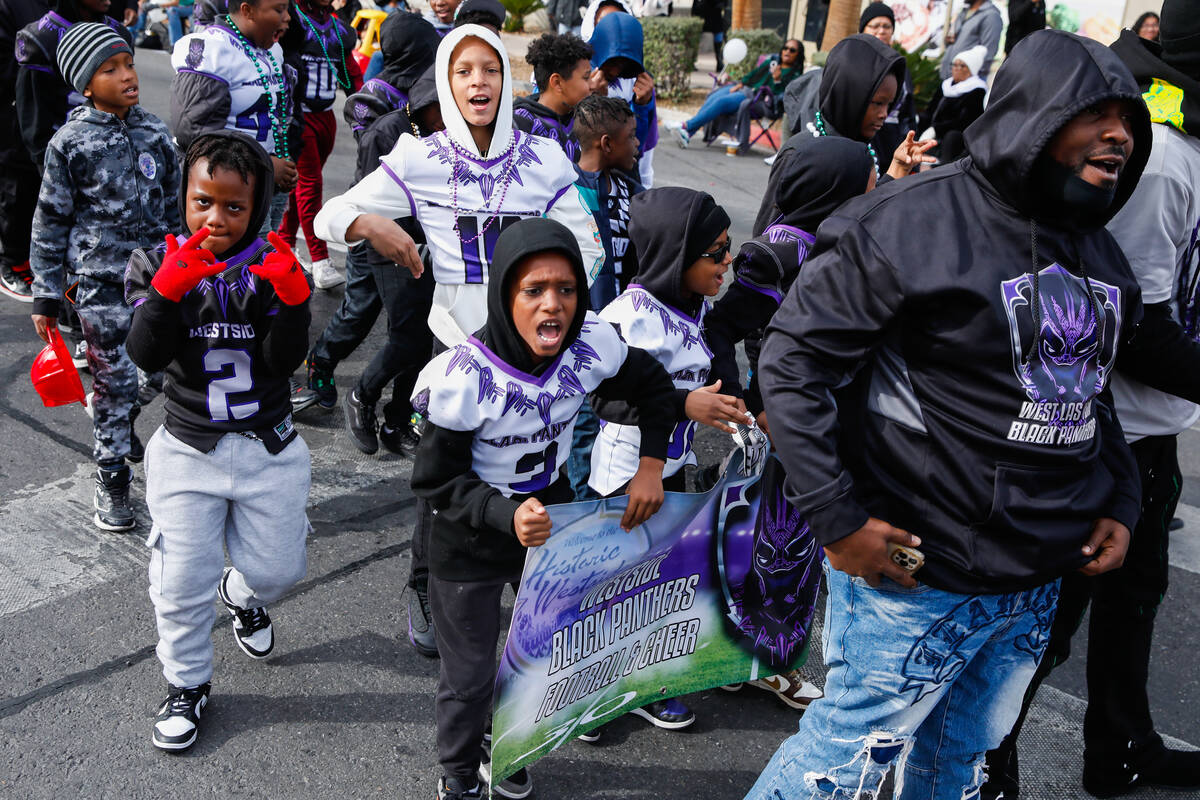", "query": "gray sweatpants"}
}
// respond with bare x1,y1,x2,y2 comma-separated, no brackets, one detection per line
145,427,311,688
